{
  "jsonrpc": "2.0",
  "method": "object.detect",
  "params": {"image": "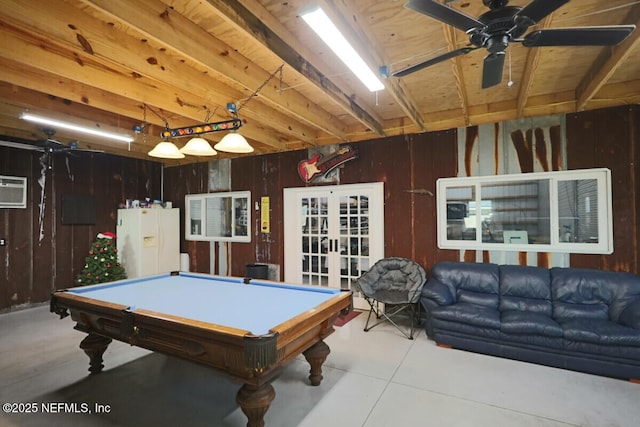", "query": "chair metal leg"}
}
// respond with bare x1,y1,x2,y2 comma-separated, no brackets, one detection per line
363,301,384,332
362,301,422,339
407,302,423,340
